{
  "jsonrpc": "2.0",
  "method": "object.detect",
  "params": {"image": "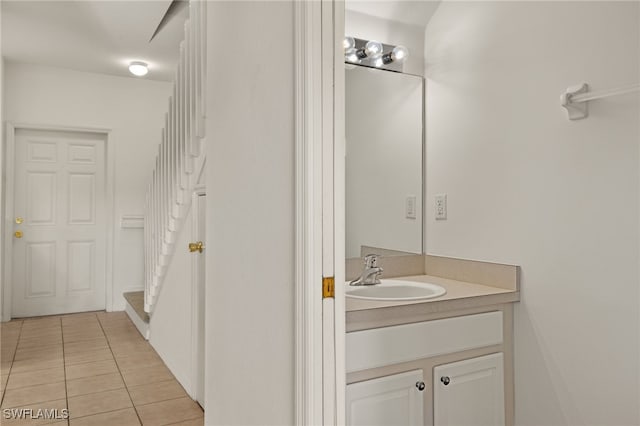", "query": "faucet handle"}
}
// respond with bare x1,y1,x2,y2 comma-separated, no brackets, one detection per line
363,253,380,268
